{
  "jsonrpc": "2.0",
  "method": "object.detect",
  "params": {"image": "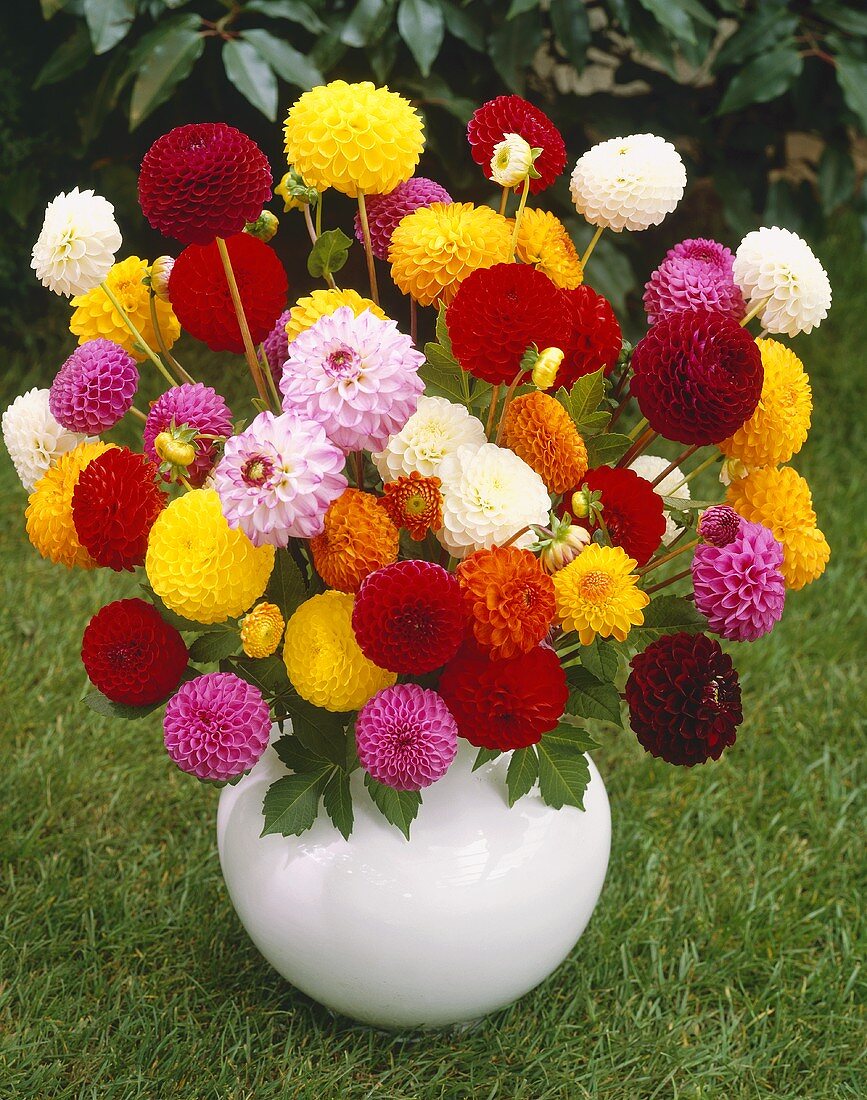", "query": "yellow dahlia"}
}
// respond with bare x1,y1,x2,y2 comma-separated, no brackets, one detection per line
389,202,512,307
513,208,583,290
240,602,285,658
502,391,589,494
283,81,424,198
25,441,114,568
283,591,395,712
145,489,274,624
780,525,831,590
553,543,649,645
70,256,180,362
284,288,386,345
720,338,812,468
